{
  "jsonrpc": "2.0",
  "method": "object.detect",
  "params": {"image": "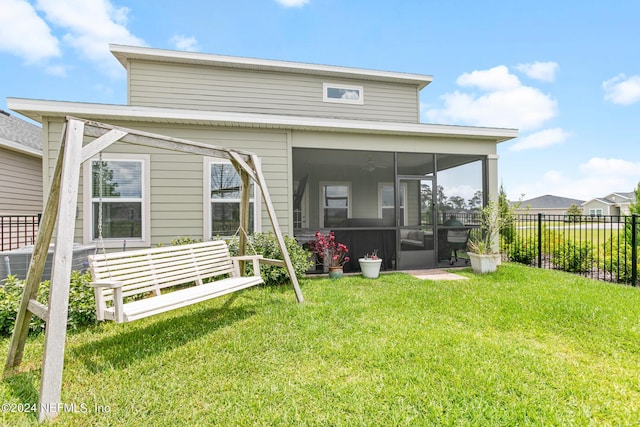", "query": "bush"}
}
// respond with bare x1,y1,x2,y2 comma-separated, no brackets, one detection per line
0,271,97,337
551,239,594,273
226,232,313,286
505,234,538,265
600,234,638,283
